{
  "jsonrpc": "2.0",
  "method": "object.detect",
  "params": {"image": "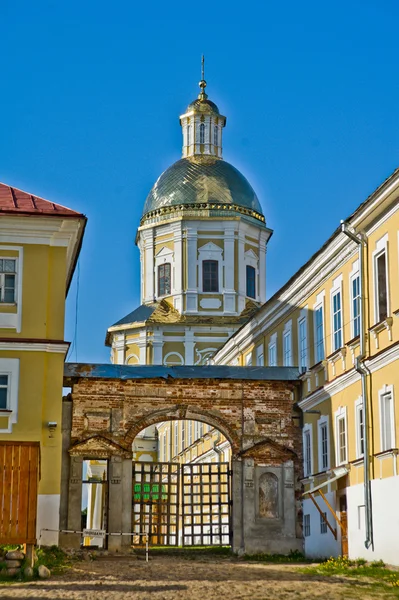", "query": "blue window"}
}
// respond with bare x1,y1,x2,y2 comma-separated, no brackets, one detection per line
0,375,8,409
332,291,342,350
200,123,205,144
315,306,324,362
246,266,256,298
352,275,360,338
